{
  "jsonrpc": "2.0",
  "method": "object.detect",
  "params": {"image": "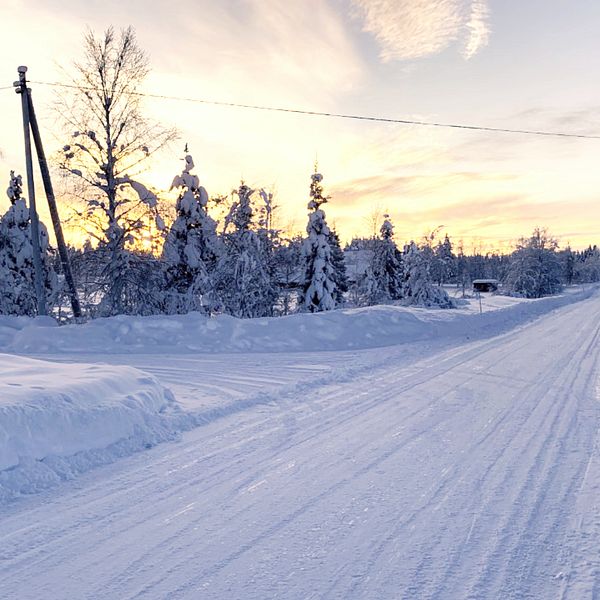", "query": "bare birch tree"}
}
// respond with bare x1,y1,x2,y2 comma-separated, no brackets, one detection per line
58,26,177,314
